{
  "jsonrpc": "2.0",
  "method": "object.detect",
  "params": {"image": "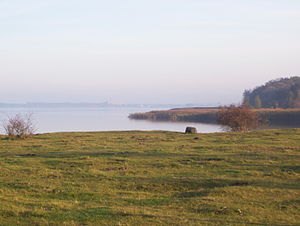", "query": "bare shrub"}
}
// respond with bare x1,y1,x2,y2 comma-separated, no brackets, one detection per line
2,113,36,138
217,105,262,132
